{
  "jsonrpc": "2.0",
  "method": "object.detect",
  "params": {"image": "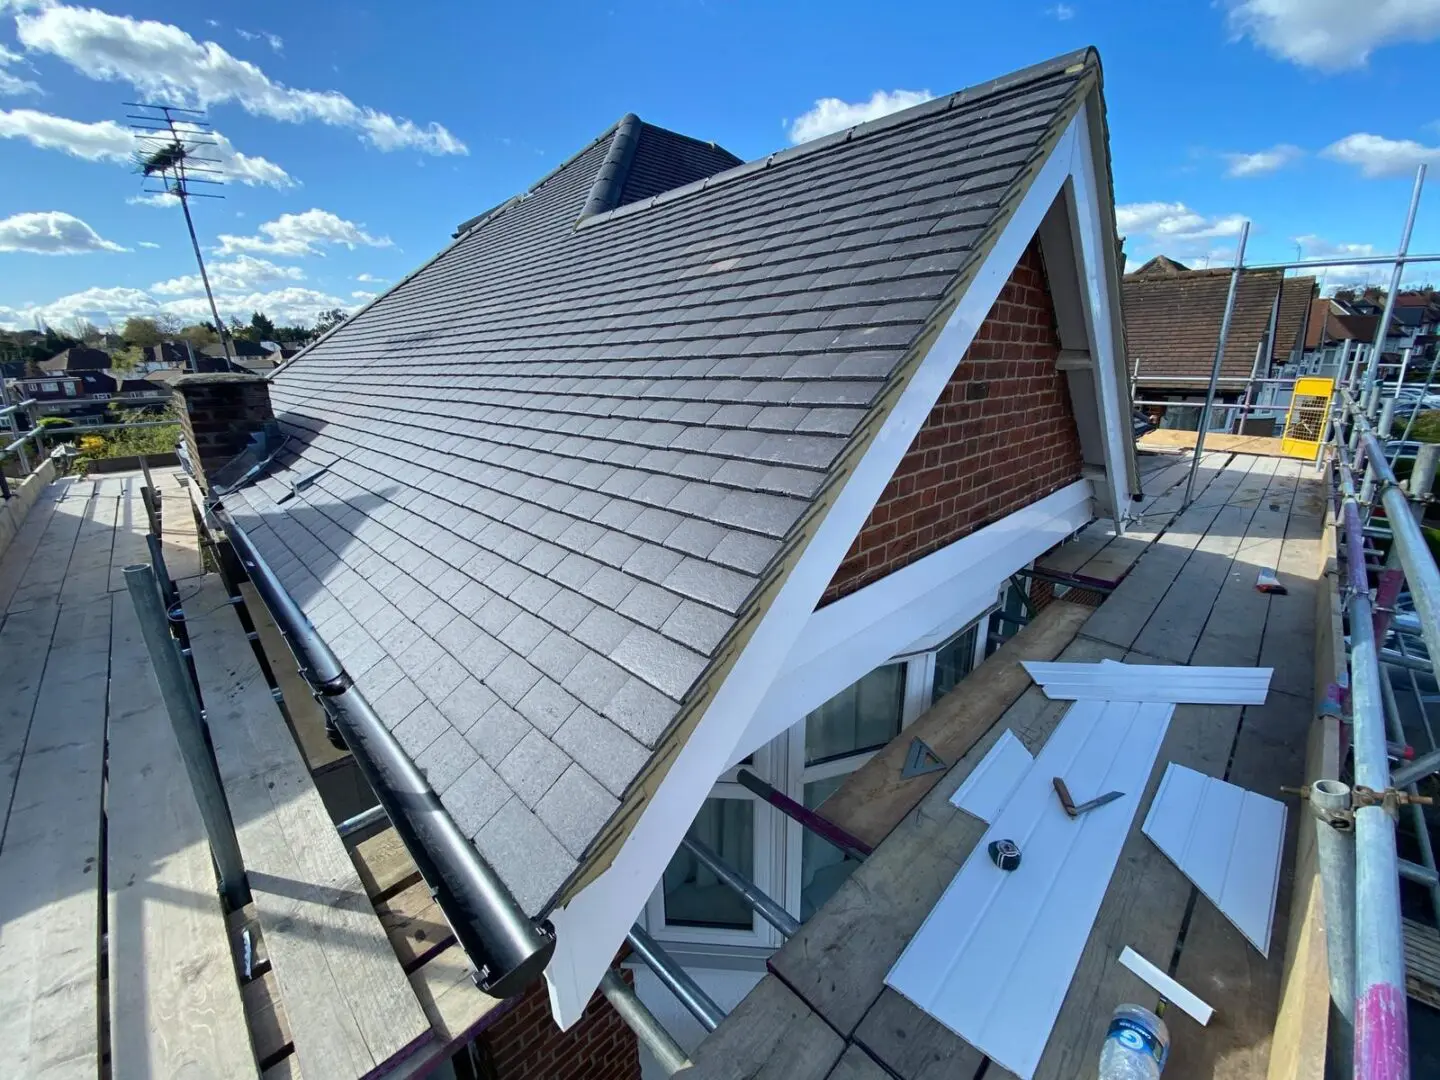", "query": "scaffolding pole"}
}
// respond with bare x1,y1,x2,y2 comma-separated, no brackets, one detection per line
1183,221,1249,508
